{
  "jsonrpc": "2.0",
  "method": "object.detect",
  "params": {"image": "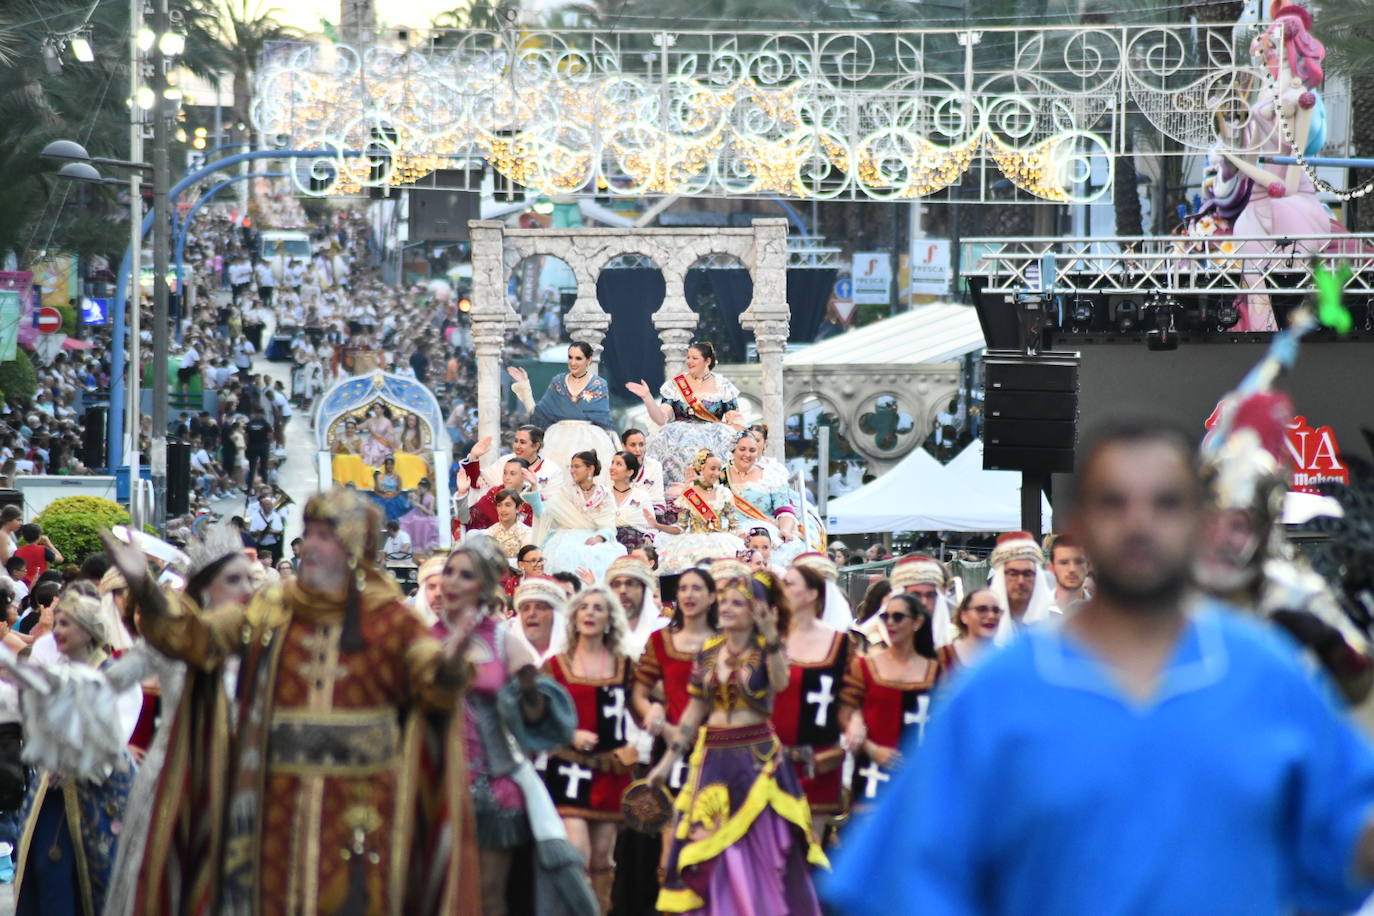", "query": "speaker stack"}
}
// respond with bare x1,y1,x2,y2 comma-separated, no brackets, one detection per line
982,351,1080,475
